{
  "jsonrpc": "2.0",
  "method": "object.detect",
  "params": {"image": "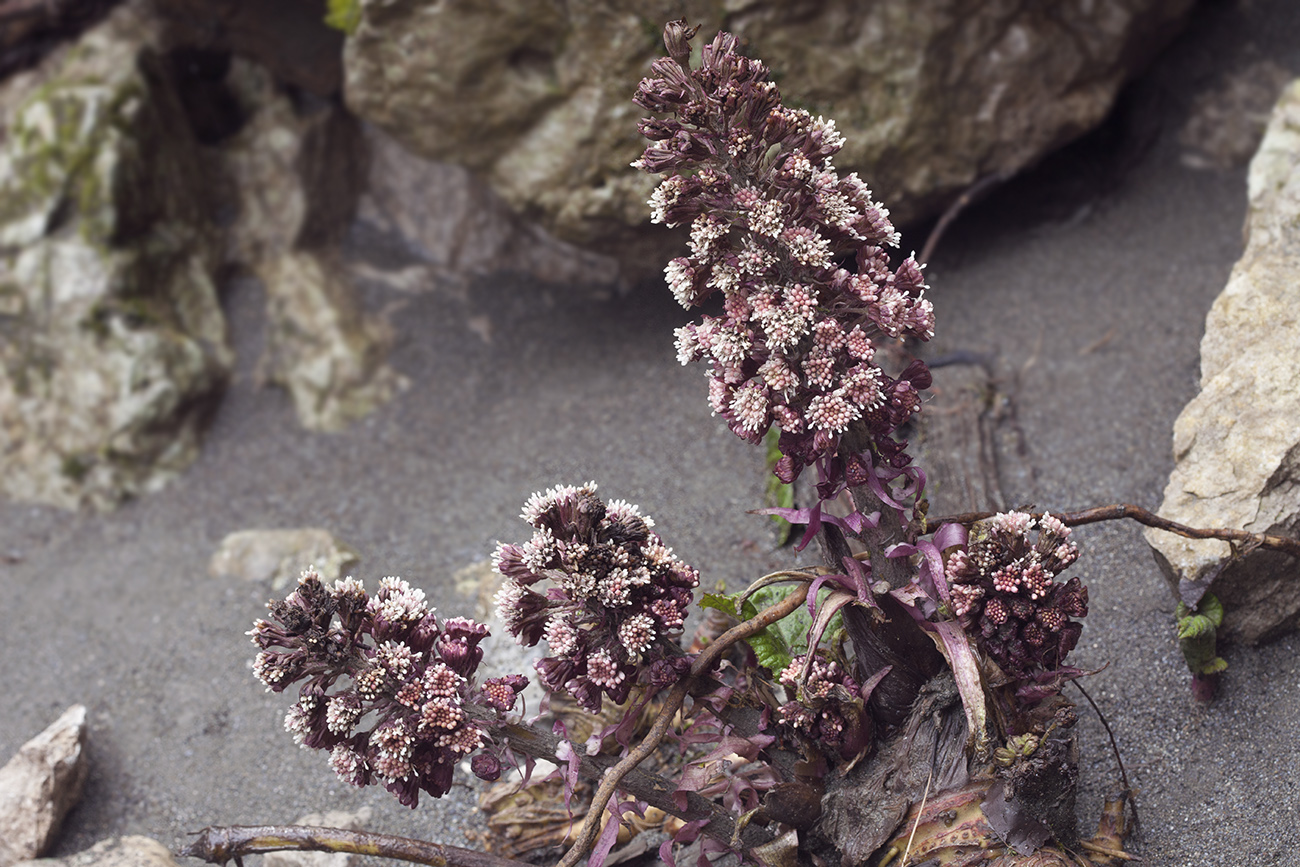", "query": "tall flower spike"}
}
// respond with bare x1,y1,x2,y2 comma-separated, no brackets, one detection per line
635,23,935,493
